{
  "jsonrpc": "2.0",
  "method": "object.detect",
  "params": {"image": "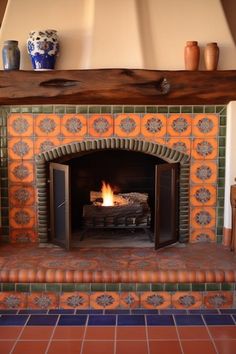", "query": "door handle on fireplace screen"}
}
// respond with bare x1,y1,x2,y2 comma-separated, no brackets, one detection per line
57,201,66,208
